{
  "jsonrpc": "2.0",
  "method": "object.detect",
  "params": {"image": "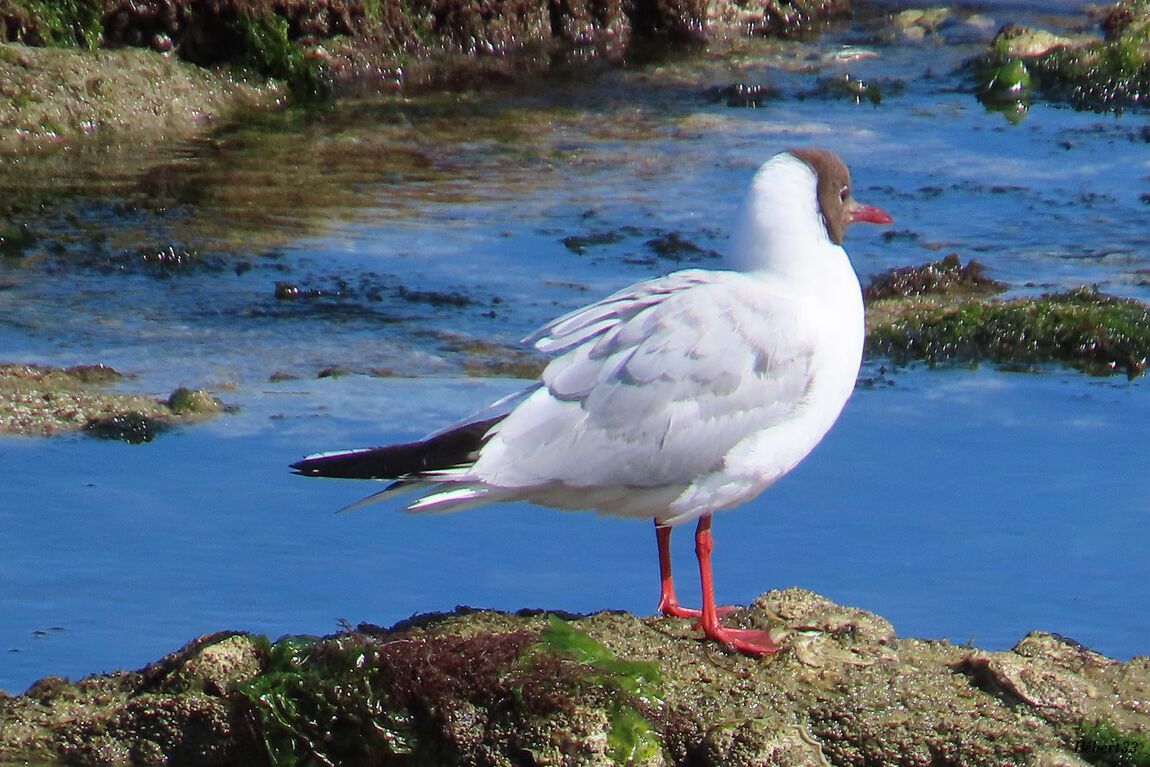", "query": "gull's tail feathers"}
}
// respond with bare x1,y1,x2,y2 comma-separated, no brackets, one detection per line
290,415,504,480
